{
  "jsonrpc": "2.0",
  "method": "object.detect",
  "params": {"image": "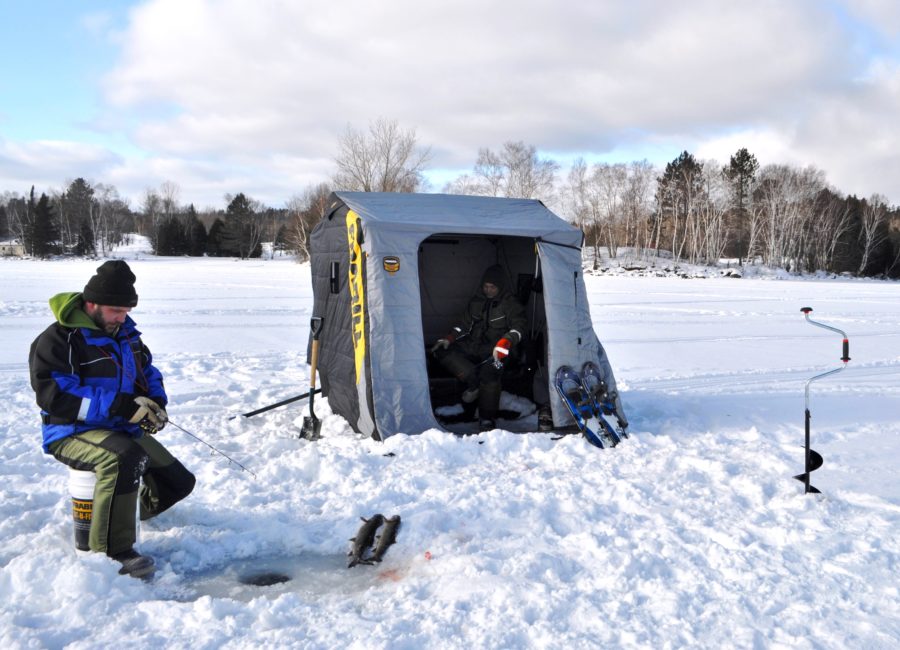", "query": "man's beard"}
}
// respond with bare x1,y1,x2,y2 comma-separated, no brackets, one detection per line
86,305,120,335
